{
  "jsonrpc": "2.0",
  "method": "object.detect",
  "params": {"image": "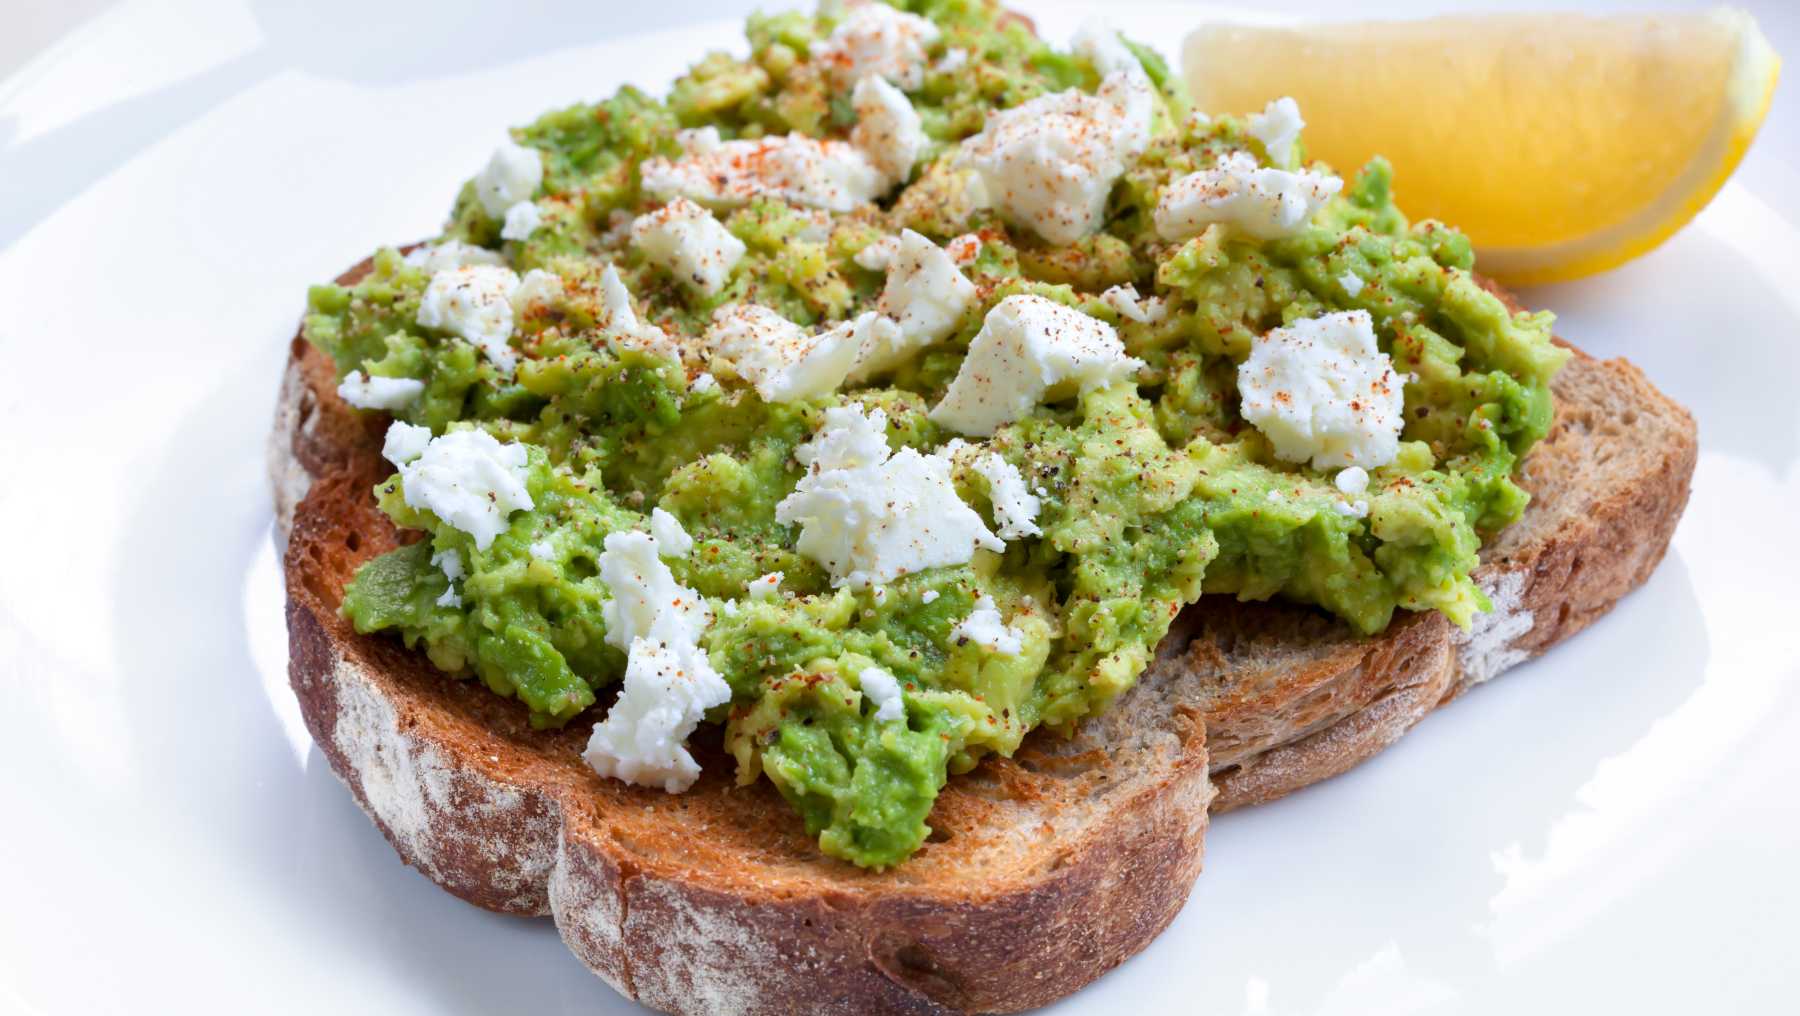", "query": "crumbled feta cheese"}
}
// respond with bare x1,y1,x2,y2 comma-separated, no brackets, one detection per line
859,666,905,723
640,132,886,213
630,197,747,296
705,304,861,402
930,295,1144,437
851,75,926,185
1238,310,1405,469
934,48,969,74
1071,19,1146,80
474,140,543,219
921,589,940,604
797,399,890,471
958,71,1153,244
853,235,902,271
509,267,563,318
582,635,731,793
650,508,693,559
500,200,542,241
403,241,505,271
1098,283,1168,324
776,404,1002,587
397,429,534,550
1339,271,1365,298
337,370,424,411
974,453,1041,540
872,585,889,605
382,421,433,467
597,530,710,650
690,372,720,394
1335,466,1370,496
529,538,555,560
951,595,1024,655
1334,499,1370,519
596,265,681,361
416,265,523,373
815,1,941,90
432,548,465,608
719,600,740,617
746,572,783,600
1247,96,1305,167
943,232,982,265
848,229,976,381
1155,152,1342,242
